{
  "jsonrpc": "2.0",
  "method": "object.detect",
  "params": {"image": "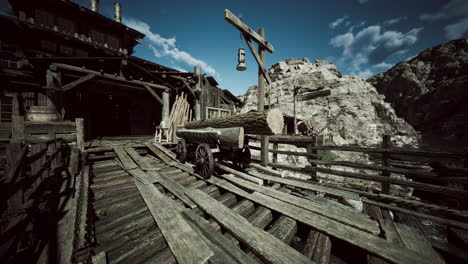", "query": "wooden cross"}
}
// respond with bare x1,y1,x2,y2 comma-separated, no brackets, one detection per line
224,9,275,166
